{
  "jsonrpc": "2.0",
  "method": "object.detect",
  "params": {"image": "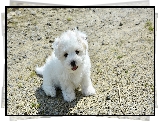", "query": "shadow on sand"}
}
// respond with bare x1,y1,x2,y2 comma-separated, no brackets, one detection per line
35,85,84,115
